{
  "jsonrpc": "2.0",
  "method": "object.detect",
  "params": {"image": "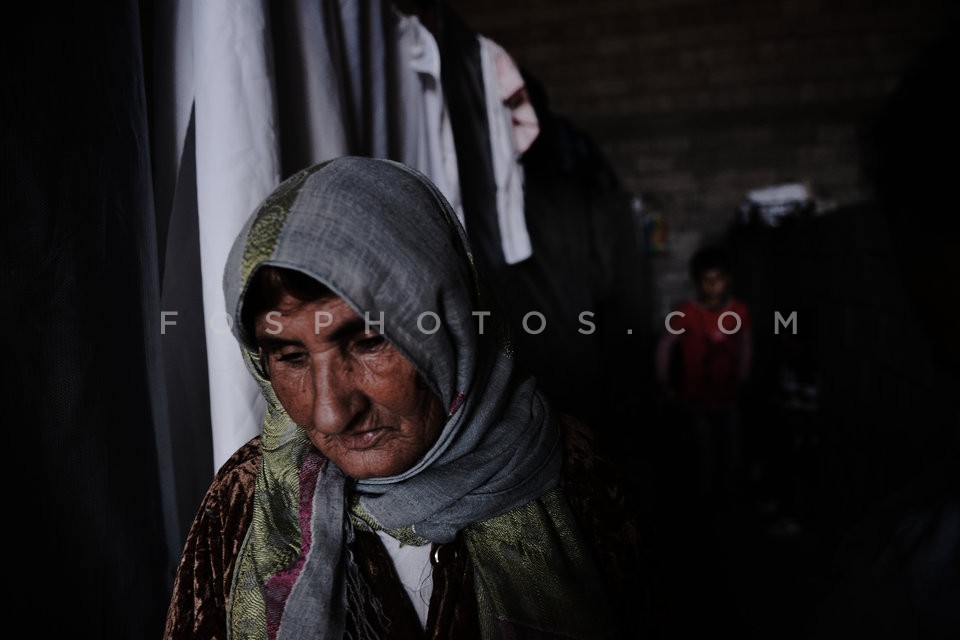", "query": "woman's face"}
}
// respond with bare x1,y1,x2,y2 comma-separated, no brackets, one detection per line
254,292,445,479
